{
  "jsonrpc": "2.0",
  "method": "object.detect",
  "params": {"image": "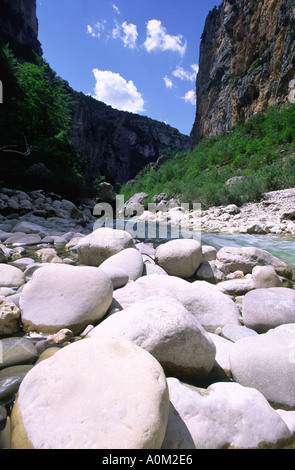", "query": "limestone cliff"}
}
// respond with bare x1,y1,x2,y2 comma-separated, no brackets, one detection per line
70,92,190,185
0,0,42,62
192,0,295,145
